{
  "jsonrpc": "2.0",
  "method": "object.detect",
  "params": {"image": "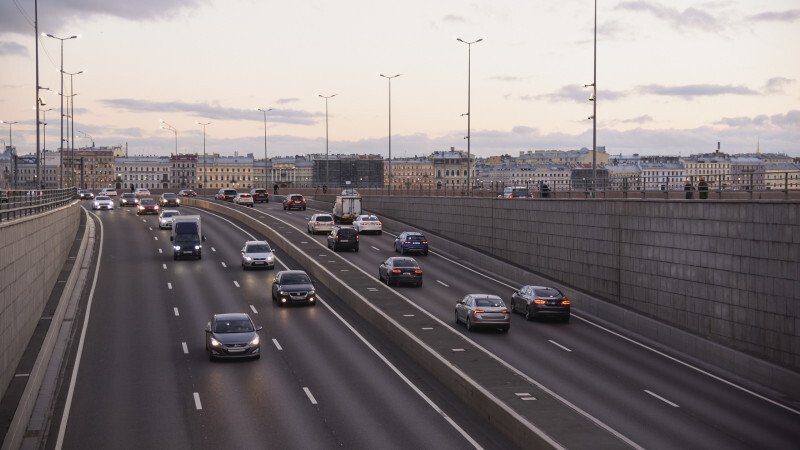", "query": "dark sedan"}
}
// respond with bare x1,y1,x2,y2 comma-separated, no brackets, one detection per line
159,193,180,207
271,270,316,306
510,285,571,322
205,313,262,361
378,257,423,287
